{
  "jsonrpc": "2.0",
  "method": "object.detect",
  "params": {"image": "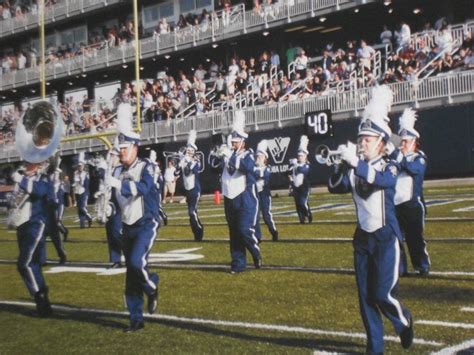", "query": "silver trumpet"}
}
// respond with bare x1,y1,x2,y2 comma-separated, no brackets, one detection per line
315,144,343,166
